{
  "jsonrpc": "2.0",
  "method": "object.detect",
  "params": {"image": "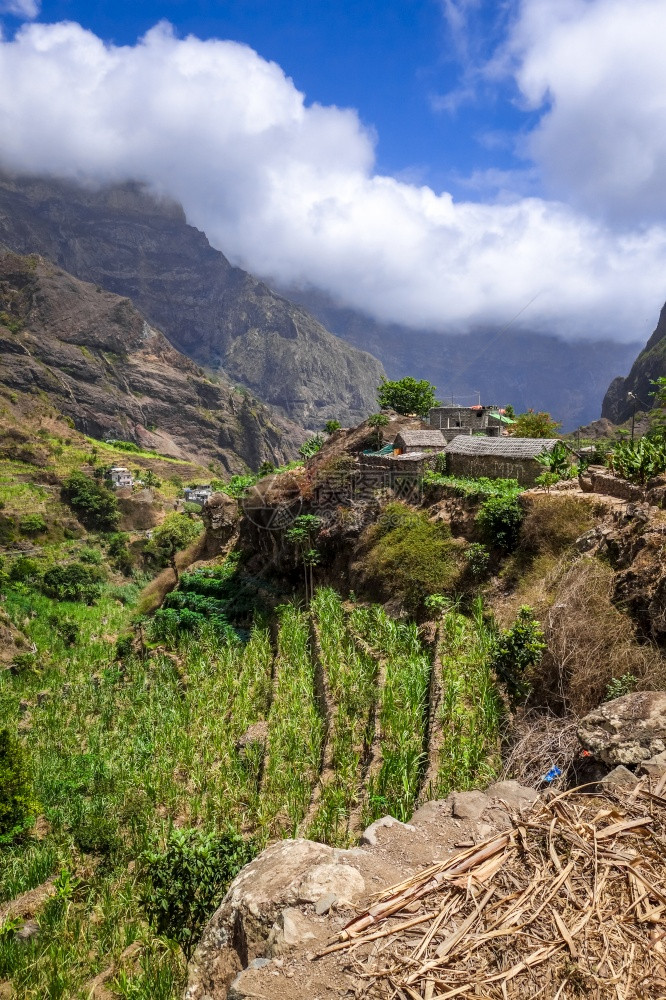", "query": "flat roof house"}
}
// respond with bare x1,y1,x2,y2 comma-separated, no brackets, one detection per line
444,437,564,487
428,405,513,441
109,466,133,489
